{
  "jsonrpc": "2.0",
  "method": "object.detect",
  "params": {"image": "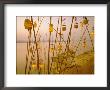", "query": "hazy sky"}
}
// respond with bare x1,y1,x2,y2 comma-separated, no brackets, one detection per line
16,16,94,43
